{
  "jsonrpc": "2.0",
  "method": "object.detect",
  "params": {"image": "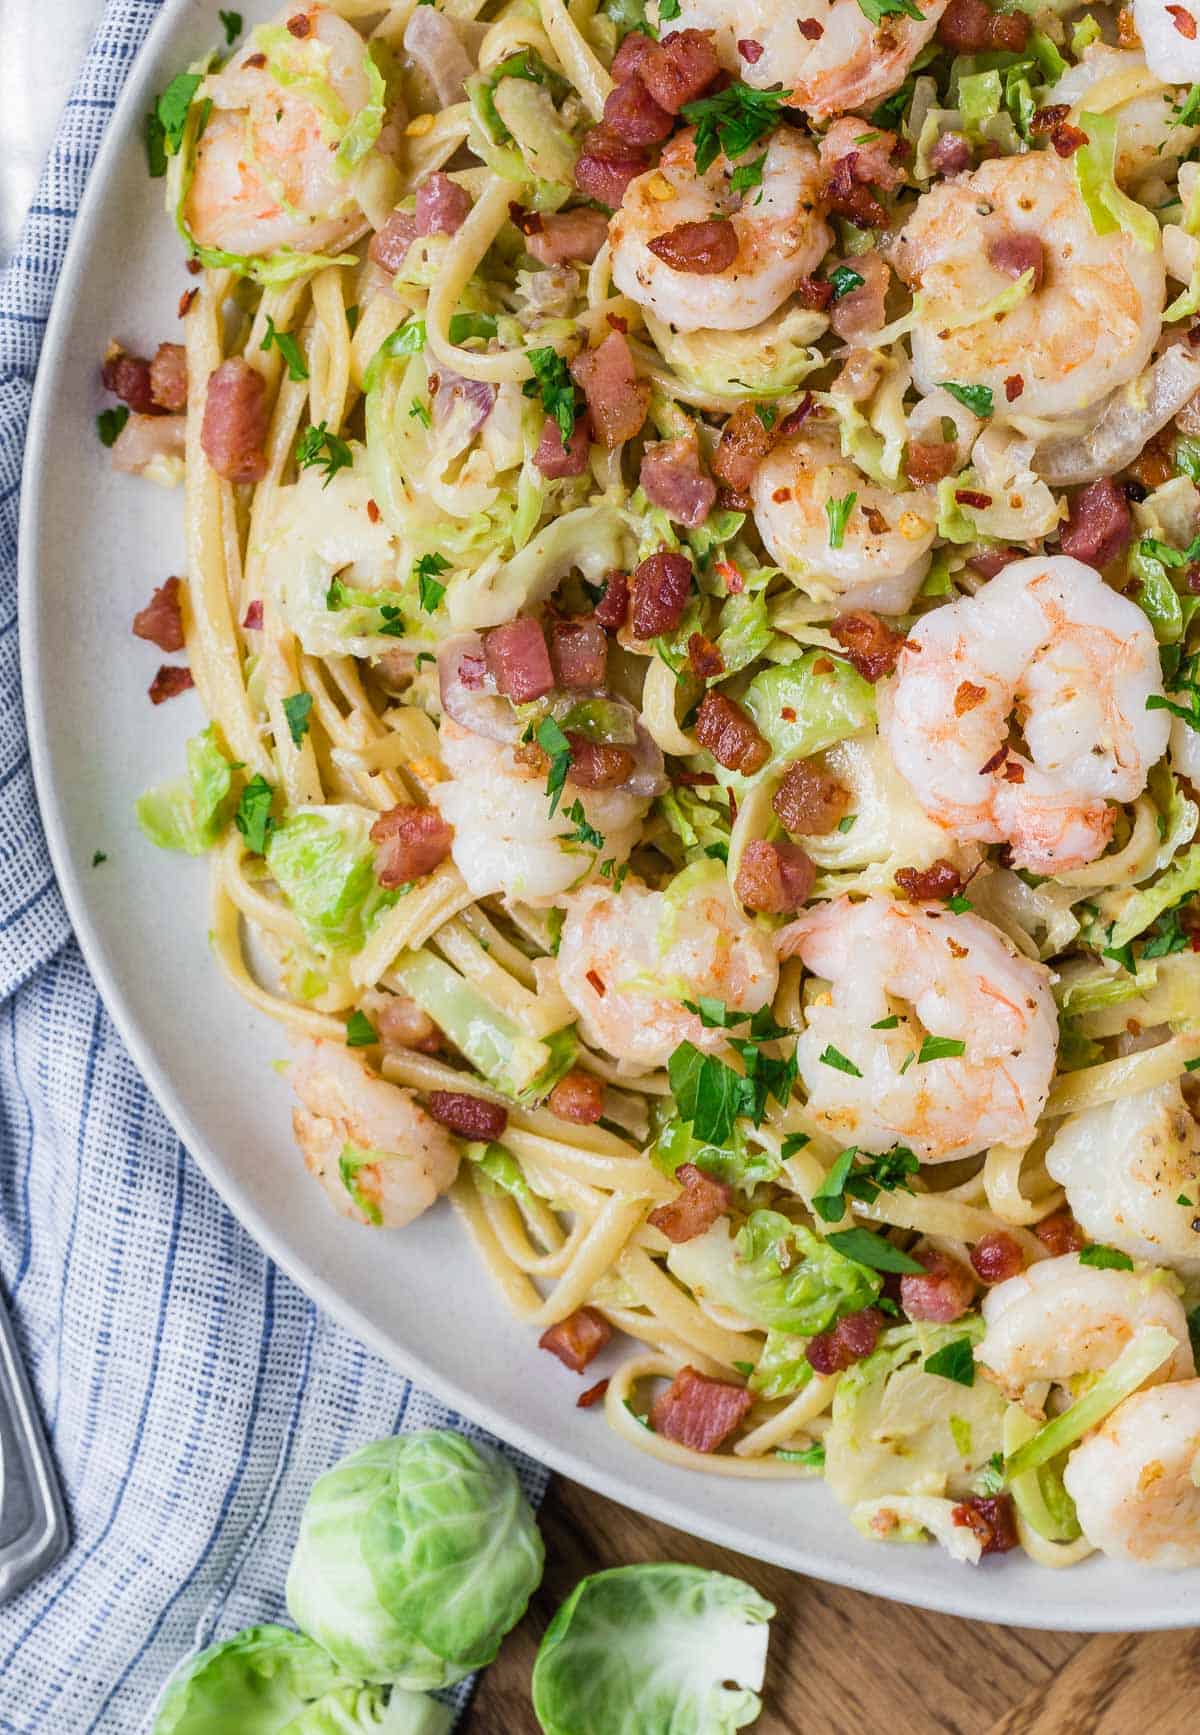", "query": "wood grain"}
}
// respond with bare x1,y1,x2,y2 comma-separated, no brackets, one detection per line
464,1478,1092,1735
